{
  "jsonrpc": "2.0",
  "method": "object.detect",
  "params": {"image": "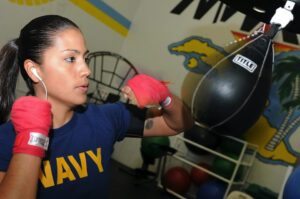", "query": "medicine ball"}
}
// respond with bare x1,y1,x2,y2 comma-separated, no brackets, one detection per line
197,181,227,199
184,124,220,155
164,166,191,195
212,152,243,180
190,162,212,186
141,136,170,160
